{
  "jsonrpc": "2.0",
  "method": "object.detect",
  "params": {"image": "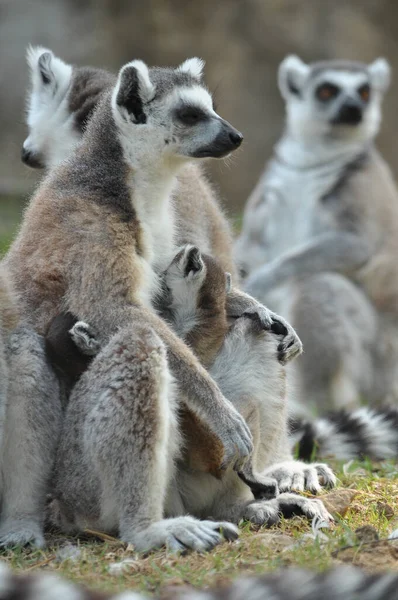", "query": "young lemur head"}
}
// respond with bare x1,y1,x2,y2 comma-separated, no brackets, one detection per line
23,46,114,169
160,245,232,335
278,55,391,143
110,58,243,167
